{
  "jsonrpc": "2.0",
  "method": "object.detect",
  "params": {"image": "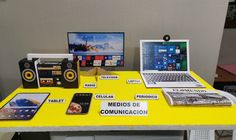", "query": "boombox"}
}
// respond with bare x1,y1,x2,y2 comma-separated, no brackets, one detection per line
19,54,79,88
